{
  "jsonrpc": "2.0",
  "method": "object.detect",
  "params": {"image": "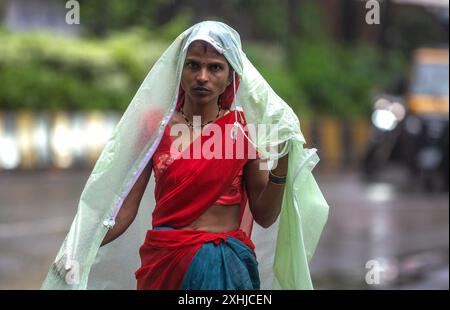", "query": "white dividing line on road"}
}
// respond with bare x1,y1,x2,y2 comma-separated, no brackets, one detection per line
0,216,72,239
